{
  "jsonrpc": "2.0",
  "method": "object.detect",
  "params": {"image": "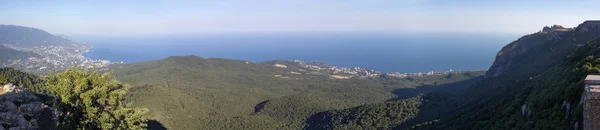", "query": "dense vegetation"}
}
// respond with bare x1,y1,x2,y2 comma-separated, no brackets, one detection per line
110,55,484,129
306,96,423,129
44,67,148,129
424,38,600,129
0,67,45,94
0,67,149,129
